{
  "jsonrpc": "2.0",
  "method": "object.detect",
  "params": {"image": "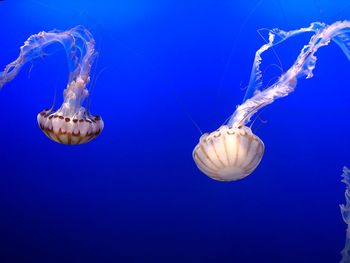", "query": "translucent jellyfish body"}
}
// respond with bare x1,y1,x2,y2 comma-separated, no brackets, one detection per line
340,167,350,263
193,125,264,181
0,26,103,144
193,20,350,181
